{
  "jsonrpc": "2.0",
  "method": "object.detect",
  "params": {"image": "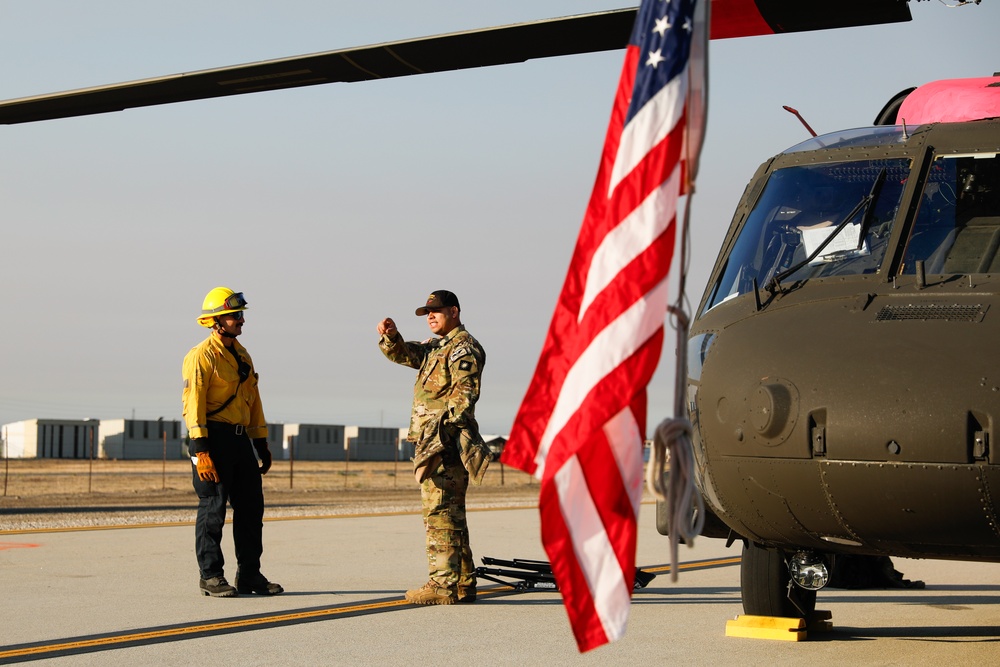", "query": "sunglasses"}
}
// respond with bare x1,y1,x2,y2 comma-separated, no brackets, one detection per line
224,310,245,320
